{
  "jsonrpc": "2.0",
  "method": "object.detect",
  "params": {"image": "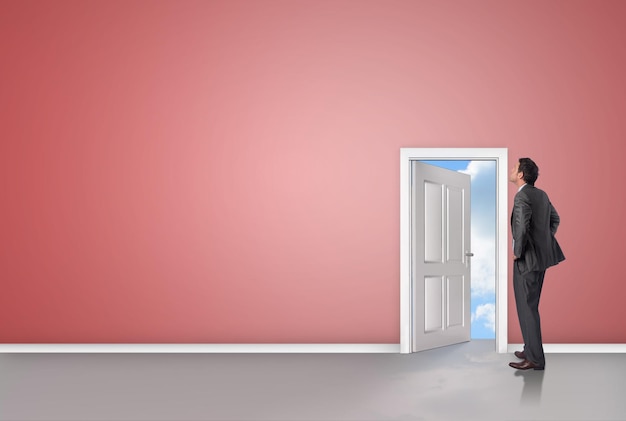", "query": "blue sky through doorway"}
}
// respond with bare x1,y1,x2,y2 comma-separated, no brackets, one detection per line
421,160,496,339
